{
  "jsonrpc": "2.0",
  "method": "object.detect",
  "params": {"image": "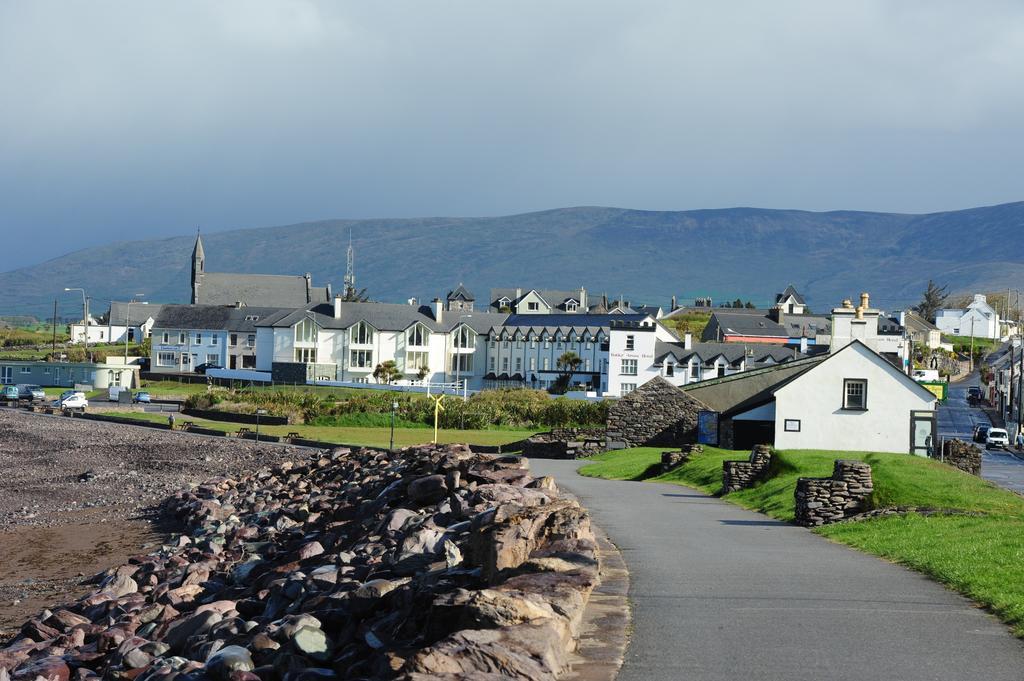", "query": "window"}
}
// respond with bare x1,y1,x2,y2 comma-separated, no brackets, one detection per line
407,350,430,373
295,318,317,345
543,334,550,348
530,357,537,371
543,357,550,370
230,334,238,346
453,326,475,349
621,383,636,396
20,366,31,374
244,315,260,322
206,354,219,364
490,339,496,349
584,358,591,371
157,352,175,367
179,332,186,344
242,355,256,369
515,357,522,372
407,324,430,347
489,356,496,371
527,301,539,311
502,357,509,372
211,335,218,345
503,341,511,349
450,354,473,373
162,332,169,344
351,321,374,345
621,359,637,376
295,347,318,363
350,349,373,368
690,362,700,379
844,379,867,410
665,363,674,377
625,335,635,351
565,300,578,312
195,333,202,344
246,334,255,348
